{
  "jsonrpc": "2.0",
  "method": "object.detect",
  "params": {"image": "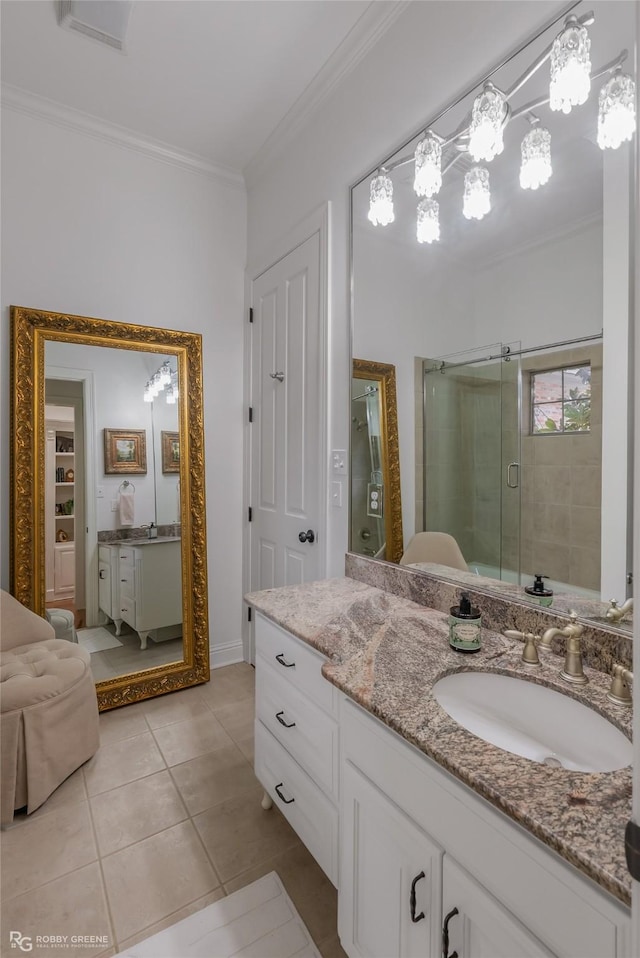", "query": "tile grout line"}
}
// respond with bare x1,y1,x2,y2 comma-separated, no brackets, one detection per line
84,767,119,954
